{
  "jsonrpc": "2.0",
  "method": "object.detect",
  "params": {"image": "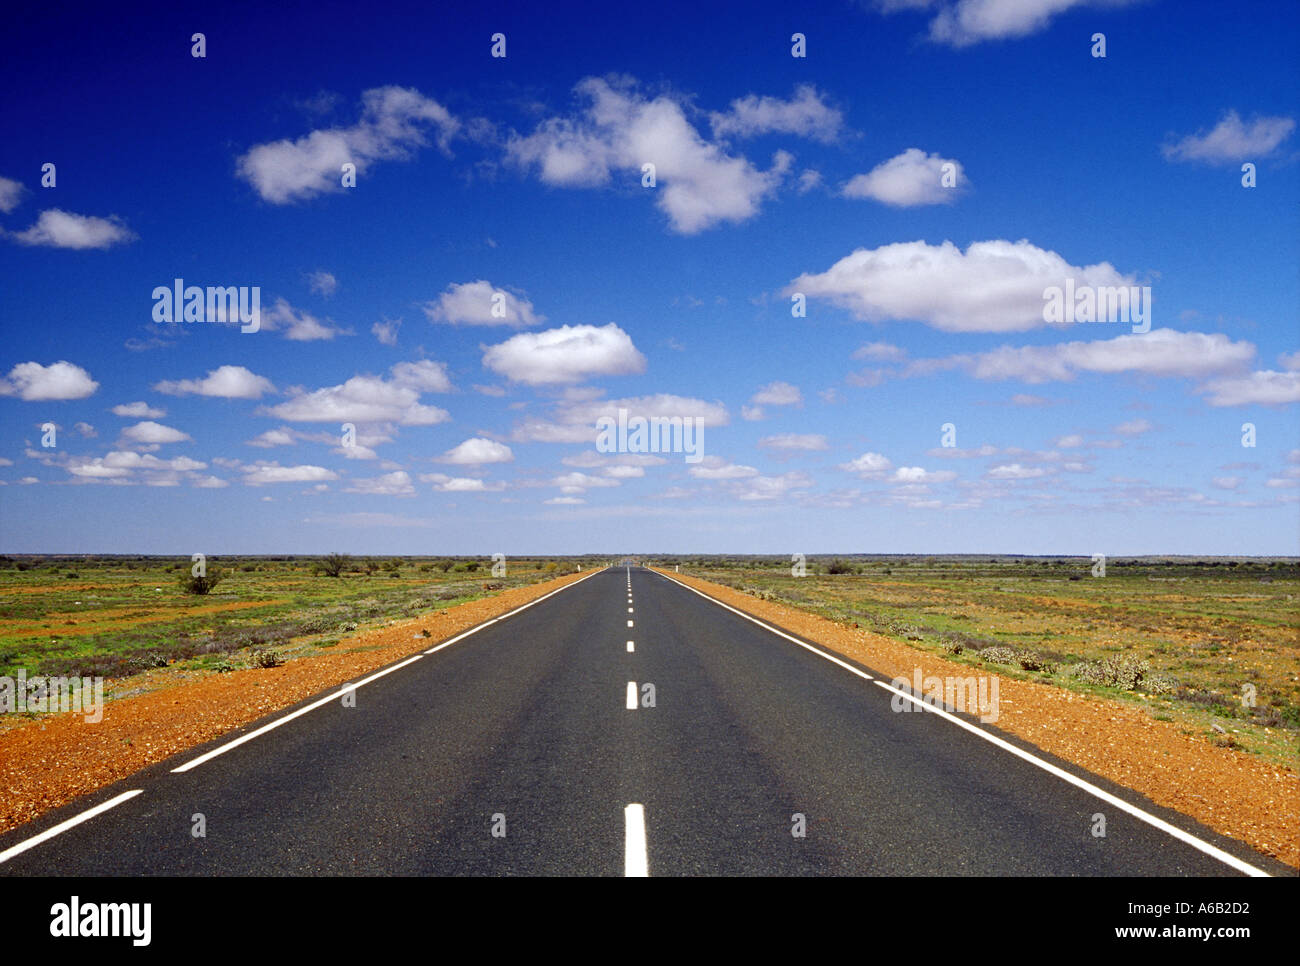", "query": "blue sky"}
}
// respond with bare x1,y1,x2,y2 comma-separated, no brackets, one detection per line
1,0,1297,555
